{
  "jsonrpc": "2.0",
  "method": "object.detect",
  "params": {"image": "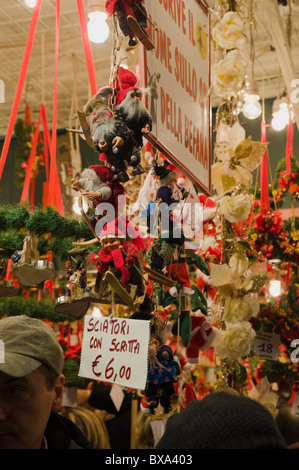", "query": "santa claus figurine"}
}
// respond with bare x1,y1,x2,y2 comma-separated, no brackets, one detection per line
71,164,114,207
71,164,127,229
114,67,152,148
105,0,149,48
91,108,145,182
